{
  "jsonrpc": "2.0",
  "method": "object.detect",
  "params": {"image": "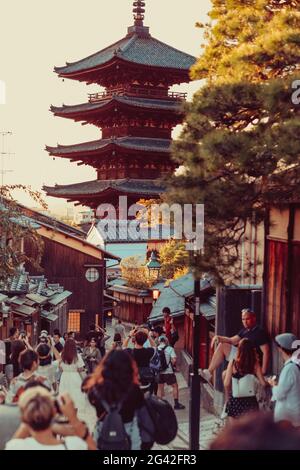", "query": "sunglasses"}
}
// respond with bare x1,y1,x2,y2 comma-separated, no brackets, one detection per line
241,308,255,314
